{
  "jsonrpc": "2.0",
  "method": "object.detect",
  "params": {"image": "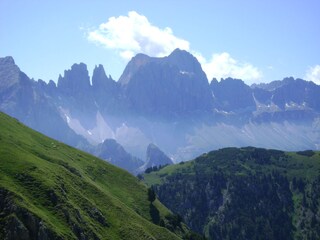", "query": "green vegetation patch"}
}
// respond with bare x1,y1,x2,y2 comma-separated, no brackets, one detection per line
0,112,191,239
144,146,320,240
